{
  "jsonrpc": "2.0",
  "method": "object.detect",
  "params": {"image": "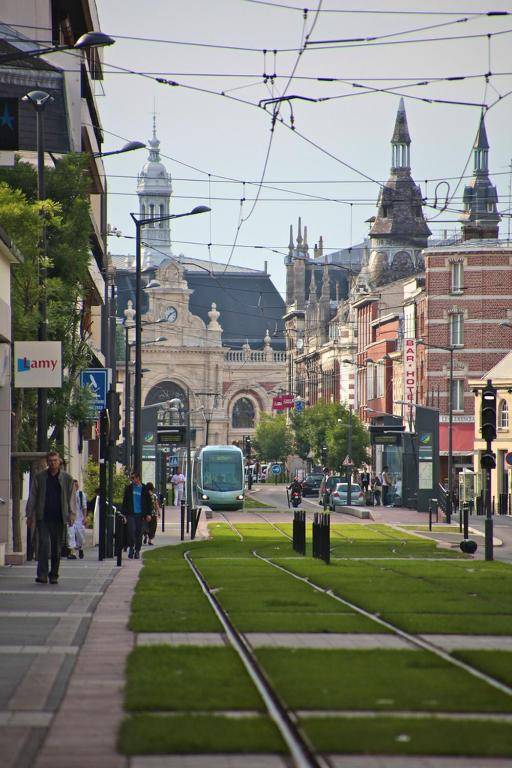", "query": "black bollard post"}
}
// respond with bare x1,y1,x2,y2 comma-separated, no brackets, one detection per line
114,513,124,567
161,495,165,533
312,513,317,559
463,501,469,540
180,497,186,542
